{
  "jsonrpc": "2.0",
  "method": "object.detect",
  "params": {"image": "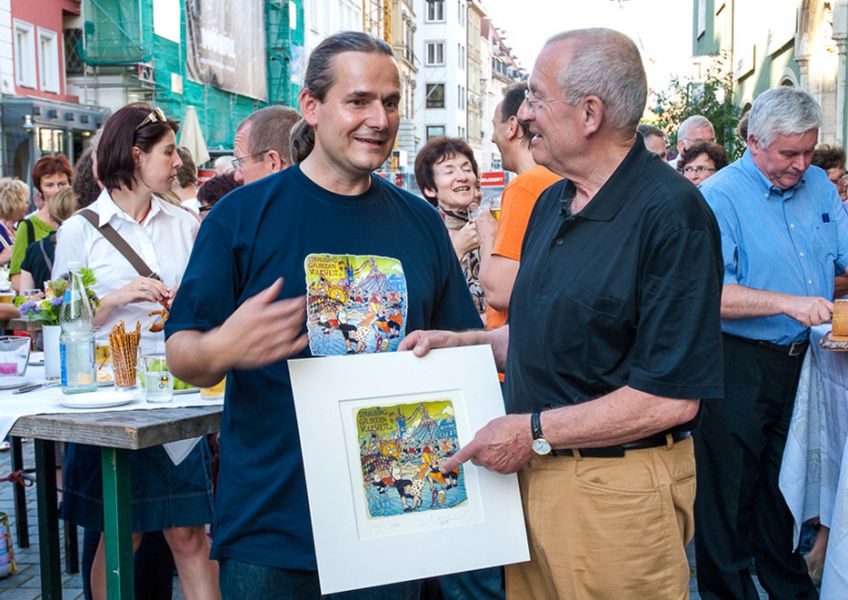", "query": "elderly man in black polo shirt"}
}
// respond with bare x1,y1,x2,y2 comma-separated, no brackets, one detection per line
401,27,724,599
